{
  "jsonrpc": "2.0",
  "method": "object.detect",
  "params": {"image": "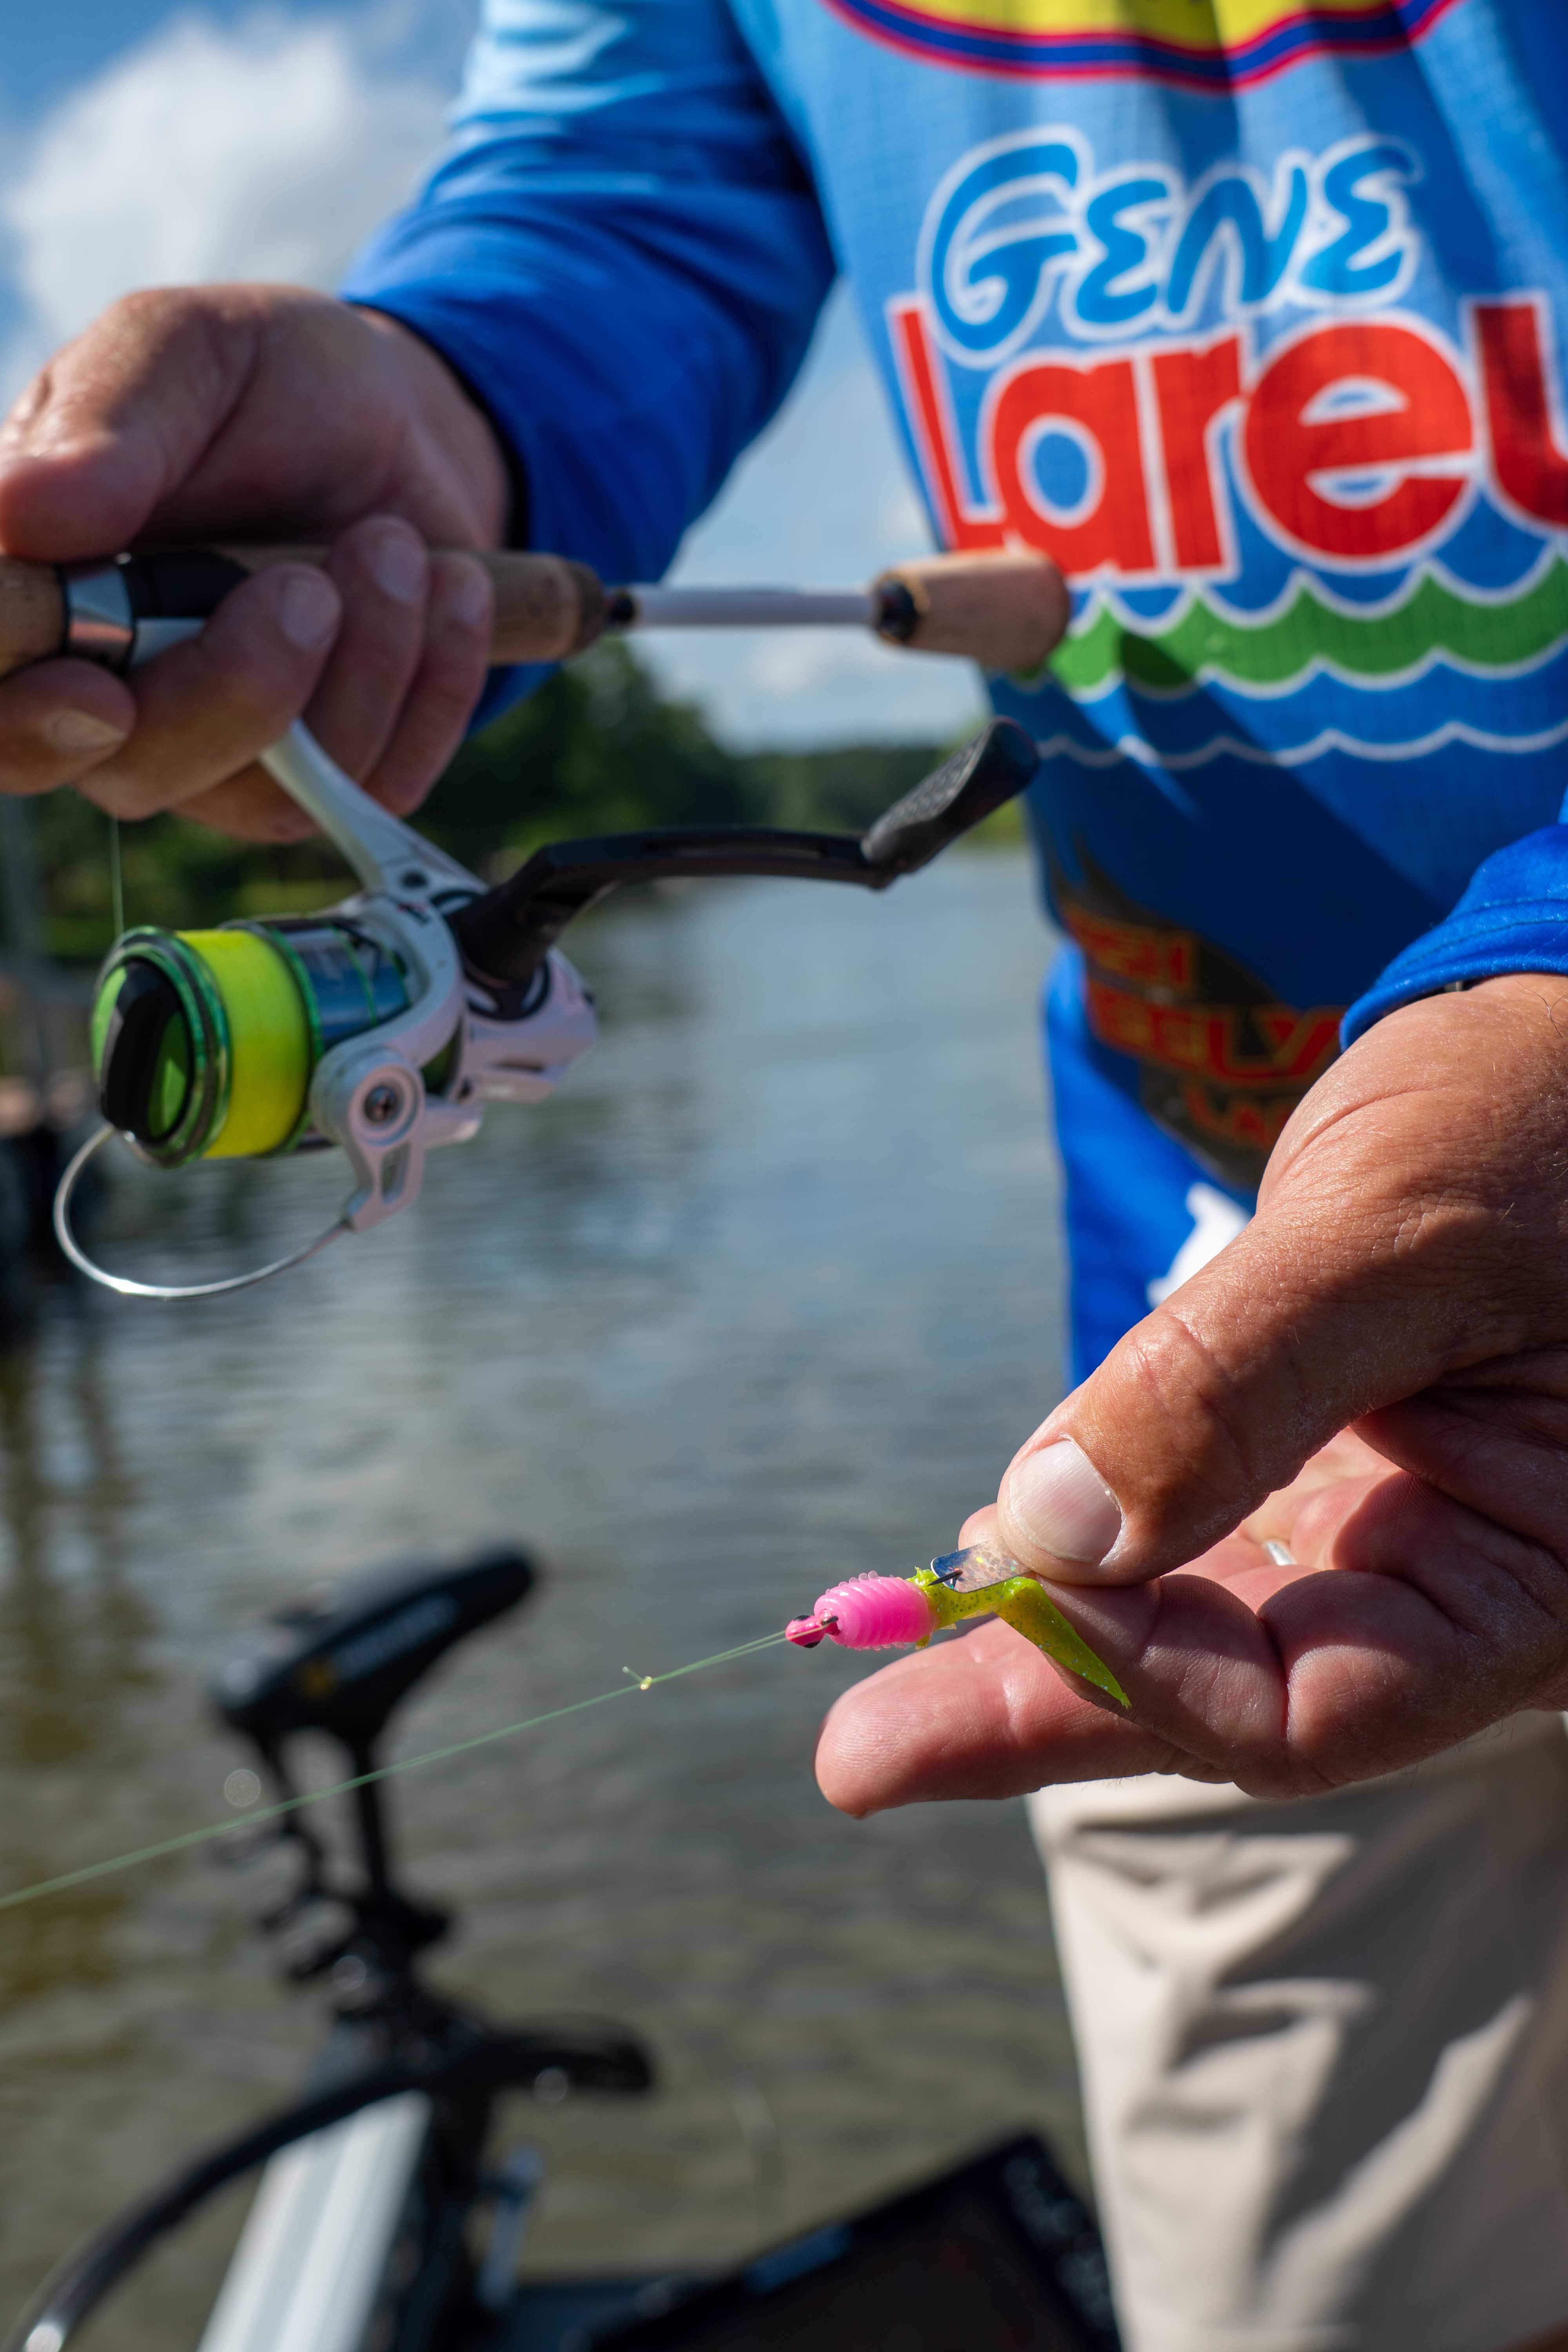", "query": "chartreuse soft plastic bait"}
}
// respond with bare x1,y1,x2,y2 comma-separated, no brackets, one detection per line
785,1543,1130,1709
